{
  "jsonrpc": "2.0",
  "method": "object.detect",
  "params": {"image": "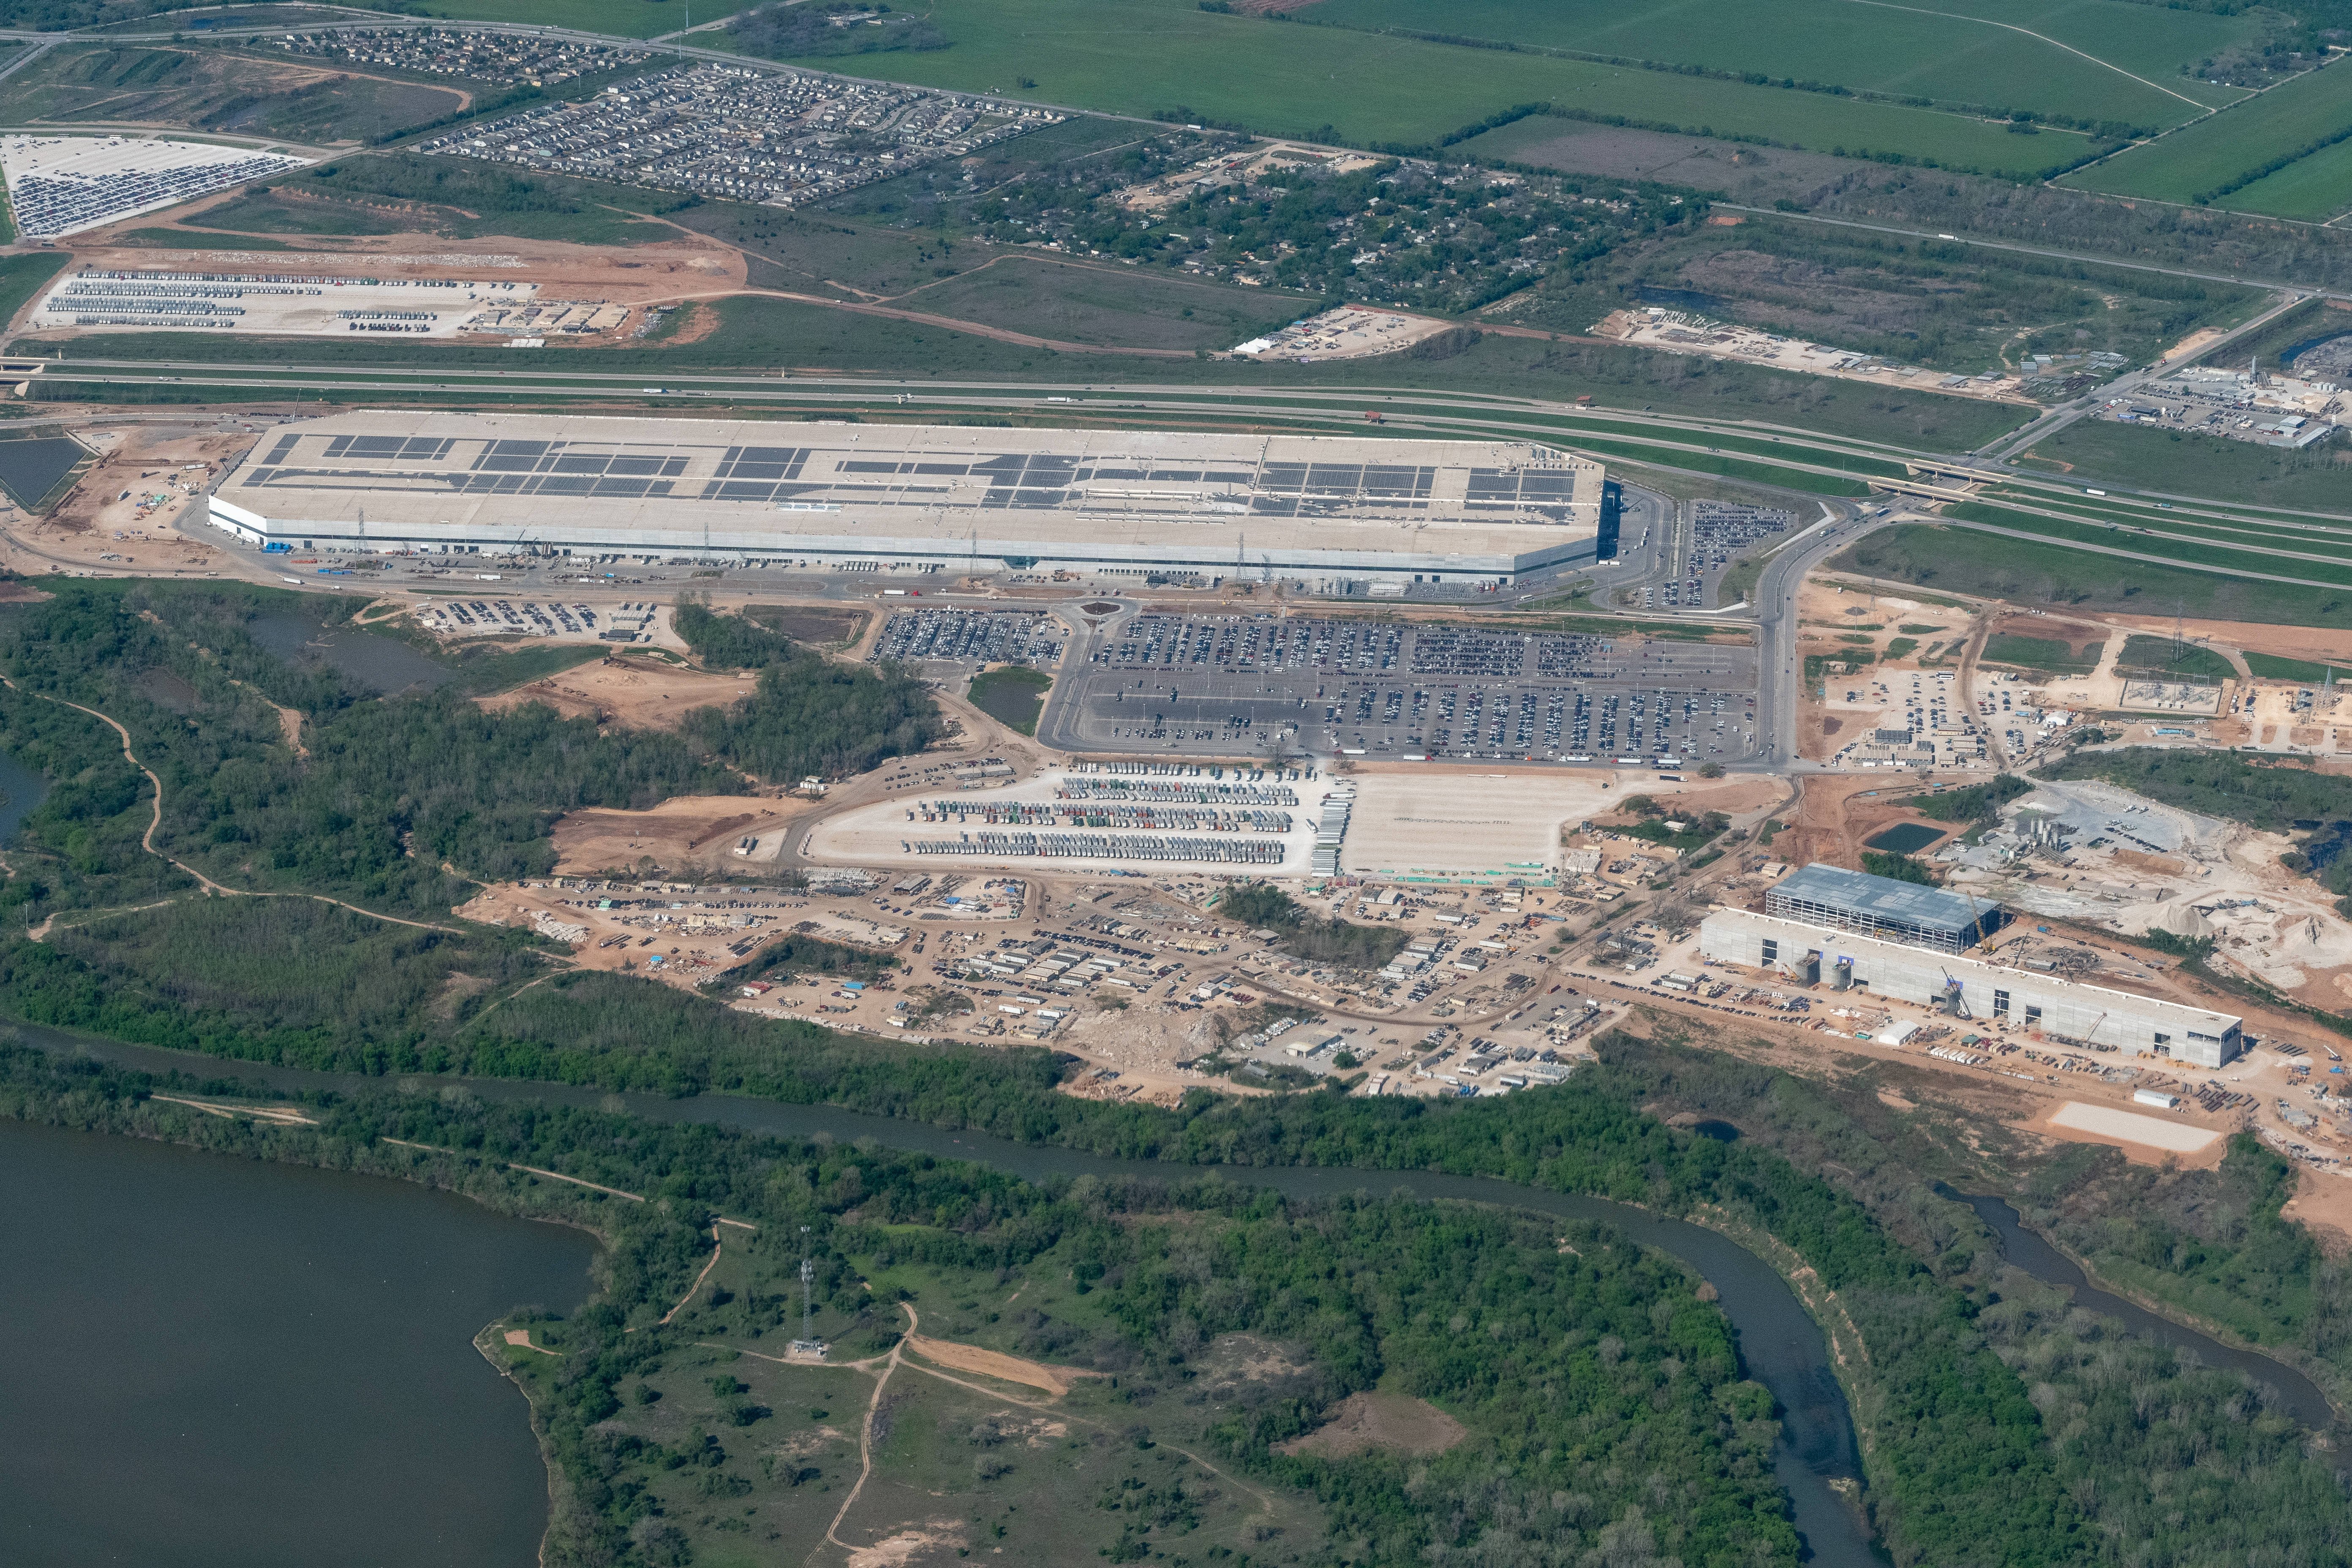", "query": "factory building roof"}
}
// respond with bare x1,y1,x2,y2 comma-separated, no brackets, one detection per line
1766,862,2001,947
207,412,1603,576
